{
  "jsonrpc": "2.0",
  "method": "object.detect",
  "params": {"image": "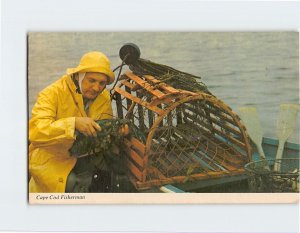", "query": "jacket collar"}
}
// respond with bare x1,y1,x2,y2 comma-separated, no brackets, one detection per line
65,75,87,117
